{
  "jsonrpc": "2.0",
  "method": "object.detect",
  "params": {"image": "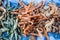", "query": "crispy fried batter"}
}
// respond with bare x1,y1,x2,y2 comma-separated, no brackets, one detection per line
11,1,60,40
